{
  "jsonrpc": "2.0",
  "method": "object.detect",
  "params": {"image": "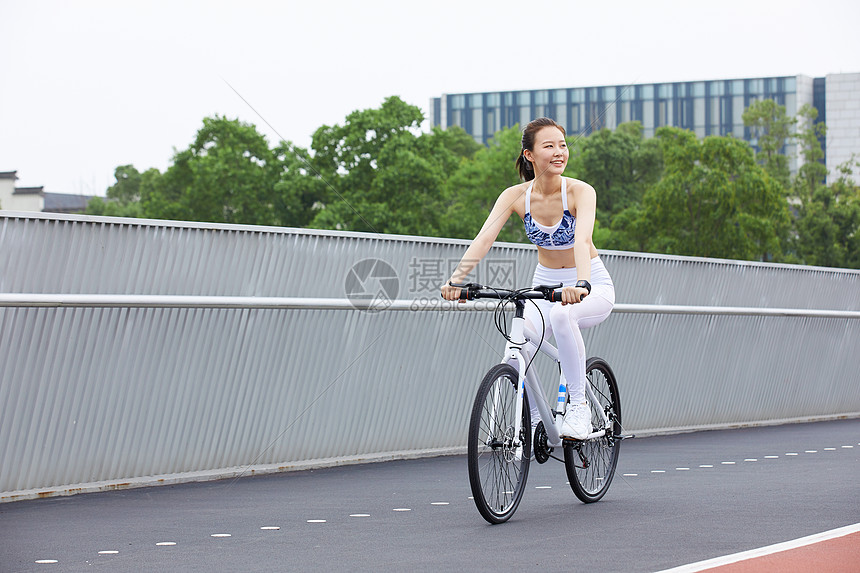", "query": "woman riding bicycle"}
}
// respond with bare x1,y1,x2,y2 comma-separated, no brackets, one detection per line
440,117,615,440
